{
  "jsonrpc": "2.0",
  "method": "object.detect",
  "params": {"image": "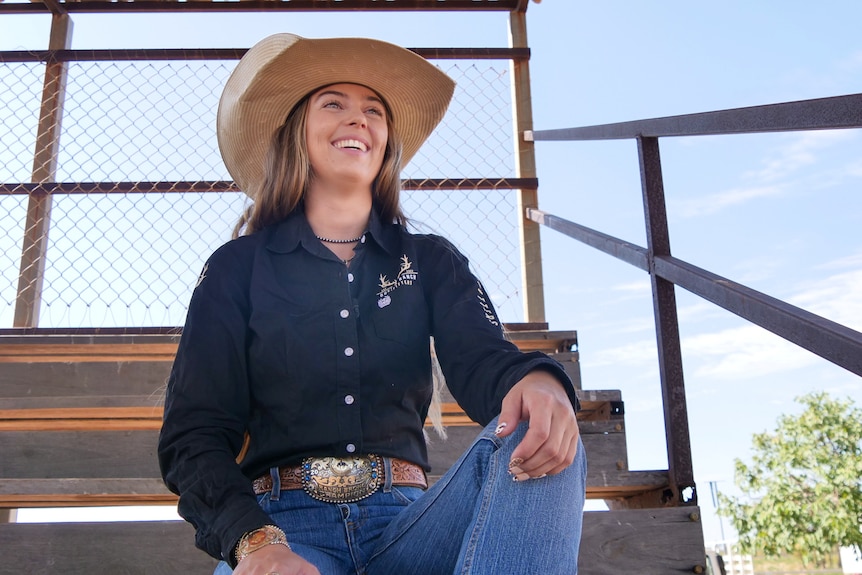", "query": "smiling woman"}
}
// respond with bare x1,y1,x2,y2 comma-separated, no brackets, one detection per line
157,33,586,575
